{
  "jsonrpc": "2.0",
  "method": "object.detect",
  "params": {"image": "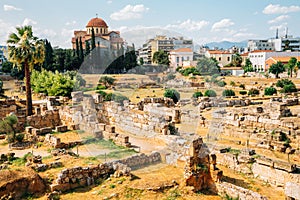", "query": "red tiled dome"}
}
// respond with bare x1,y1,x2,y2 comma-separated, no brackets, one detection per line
86,17,108,28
